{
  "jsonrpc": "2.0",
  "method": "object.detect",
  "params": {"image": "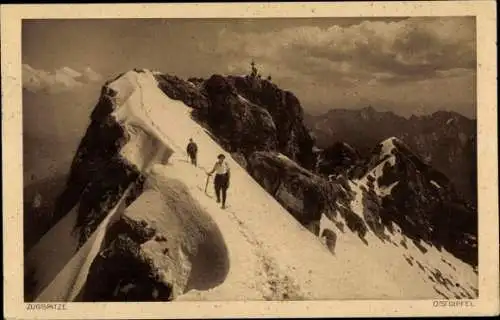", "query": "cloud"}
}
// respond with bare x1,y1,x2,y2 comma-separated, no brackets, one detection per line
203,17,476,116
22,64,103,93
207,17,475,85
